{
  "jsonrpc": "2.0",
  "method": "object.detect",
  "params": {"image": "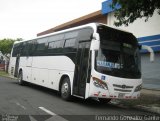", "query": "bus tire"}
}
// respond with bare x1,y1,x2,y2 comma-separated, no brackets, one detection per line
60,77,71,101
99,98,111,104
18,71,25,85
